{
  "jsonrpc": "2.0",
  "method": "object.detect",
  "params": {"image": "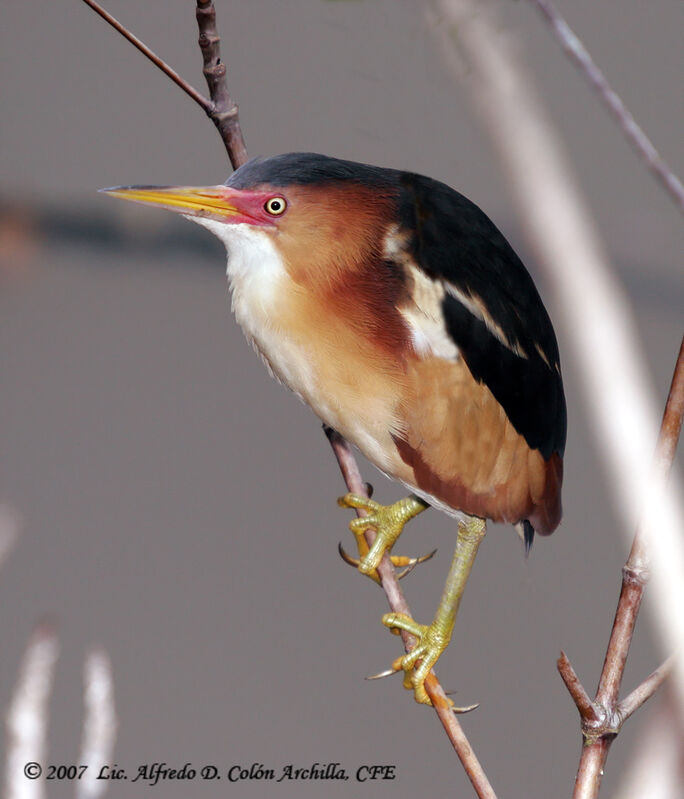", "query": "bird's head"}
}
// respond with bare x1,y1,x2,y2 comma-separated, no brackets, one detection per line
102,153,401,288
